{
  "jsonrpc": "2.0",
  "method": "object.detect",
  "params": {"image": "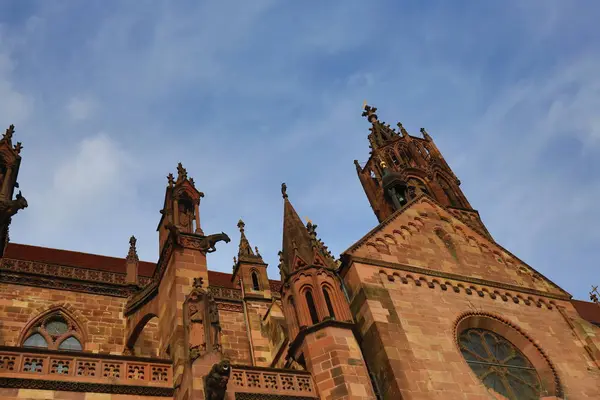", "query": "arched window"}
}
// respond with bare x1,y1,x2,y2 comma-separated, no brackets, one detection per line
322,288,336,320
459,328,542,400
251,271,260,291
407,178,430,197
22,312,83,351
439,178,459,207
304,290,320,325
